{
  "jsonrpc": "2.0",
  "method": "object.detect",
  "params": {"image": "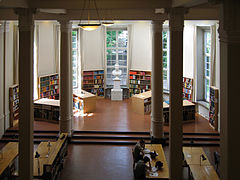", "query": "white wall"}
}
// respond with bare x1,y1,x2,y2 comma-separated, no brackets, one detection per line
80,26,104,71
0,22,4,137
130,22,152,71
183,23,195,78
37,21,57,76
5,21,14,130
